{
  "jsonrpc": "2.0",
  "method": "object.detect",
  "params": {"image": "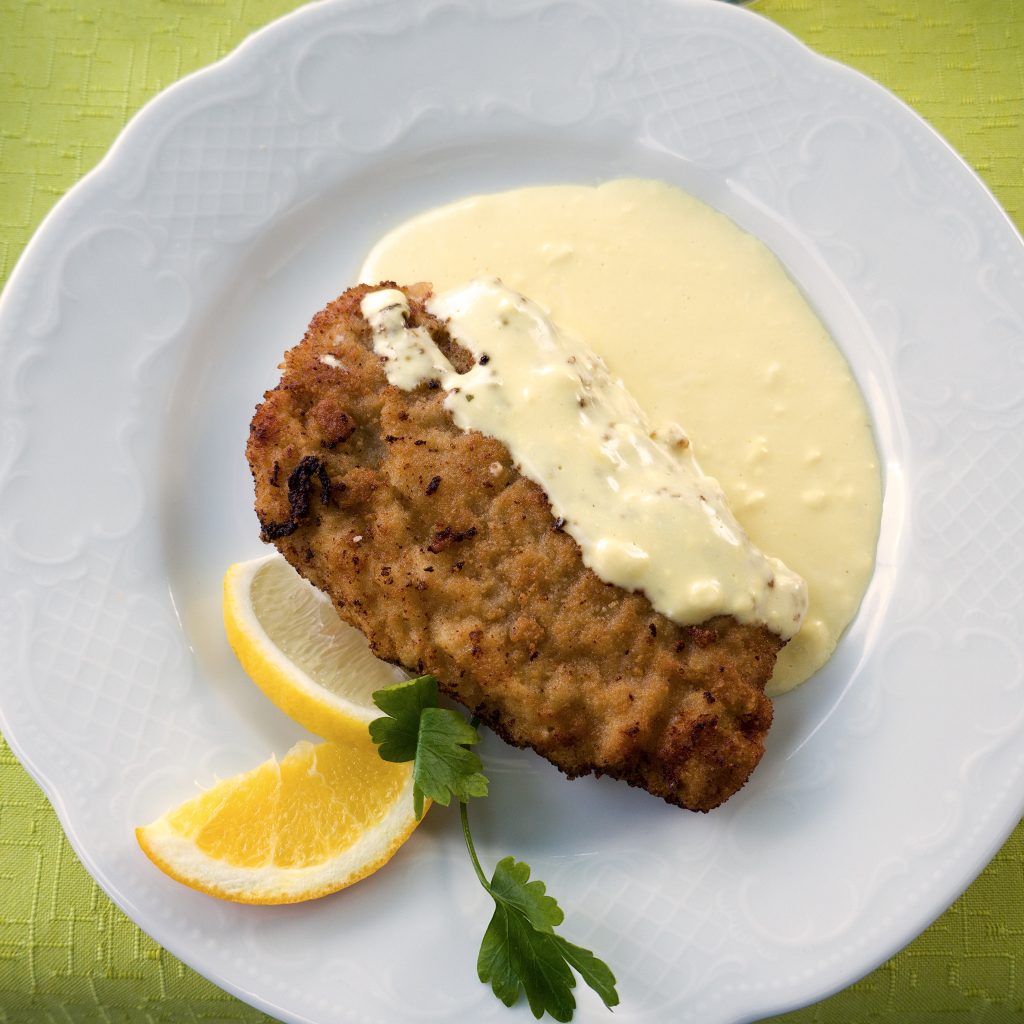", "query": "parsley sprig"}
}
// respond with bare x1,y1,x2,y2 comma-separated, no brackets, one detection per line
369,676,488,818
370,675,619,1022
